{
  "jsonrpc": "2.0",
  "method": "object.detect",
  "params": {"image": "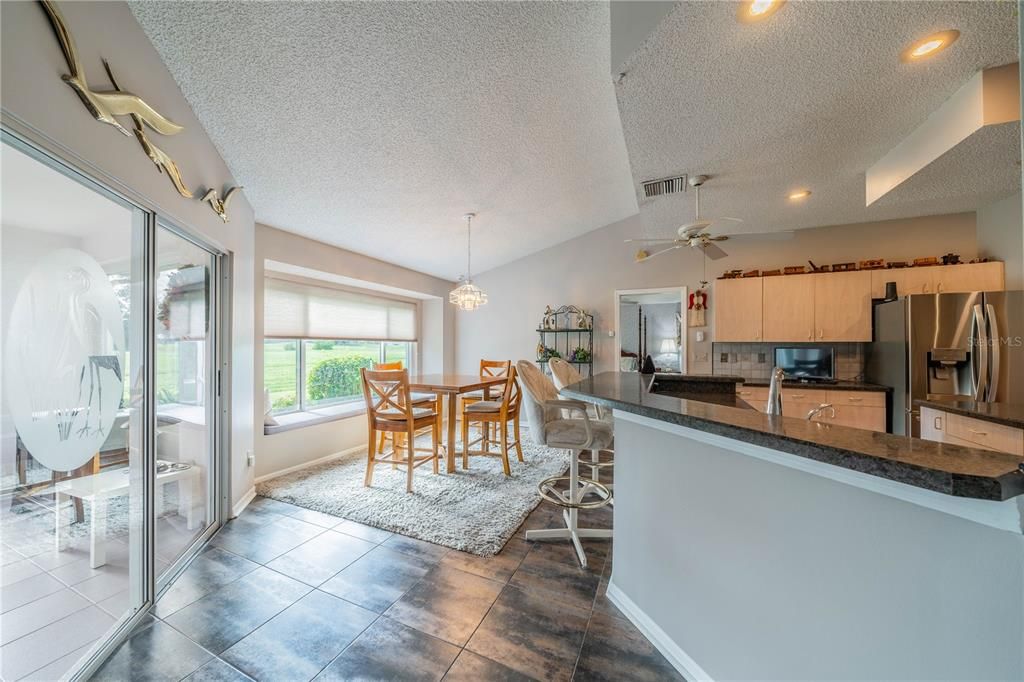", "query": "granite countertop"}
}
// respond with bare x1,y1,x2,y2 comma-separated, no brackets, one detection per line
742,379,892,392
915,399,1024,430
560,372,1024,501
